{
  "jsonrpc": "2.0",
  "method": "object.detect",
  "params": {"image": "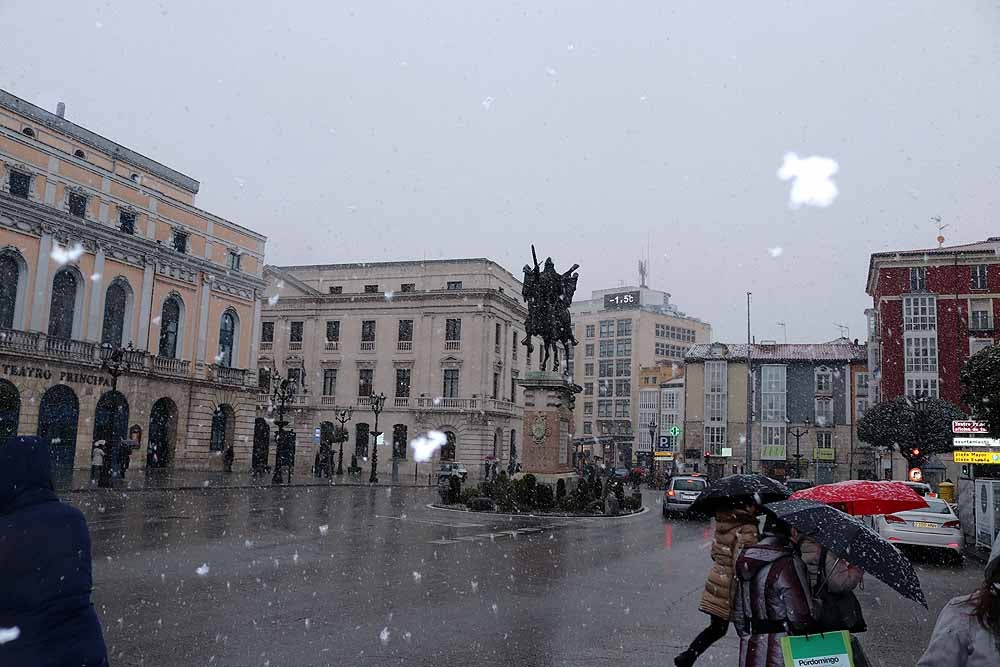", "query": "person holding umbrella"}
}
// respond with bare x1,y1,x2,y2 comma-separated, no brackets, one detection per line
674,475,790,667
917,533,1000,665
732,514,815,667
